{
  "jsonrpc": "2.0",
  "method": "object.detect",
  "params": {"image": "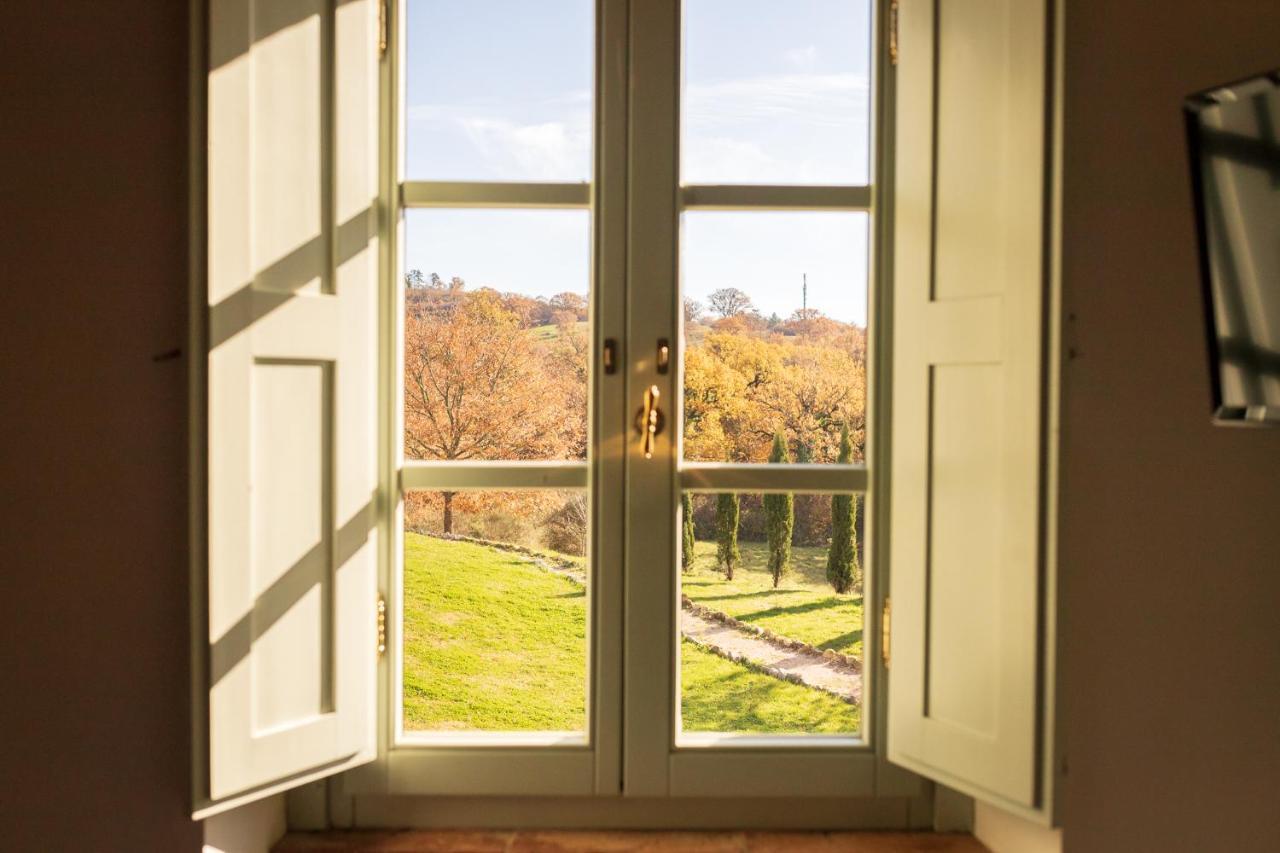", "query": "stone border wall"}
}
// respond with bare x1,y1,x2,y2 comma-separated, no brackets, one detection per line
681,634,857,706
681,595,862,672
411,530,587,586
